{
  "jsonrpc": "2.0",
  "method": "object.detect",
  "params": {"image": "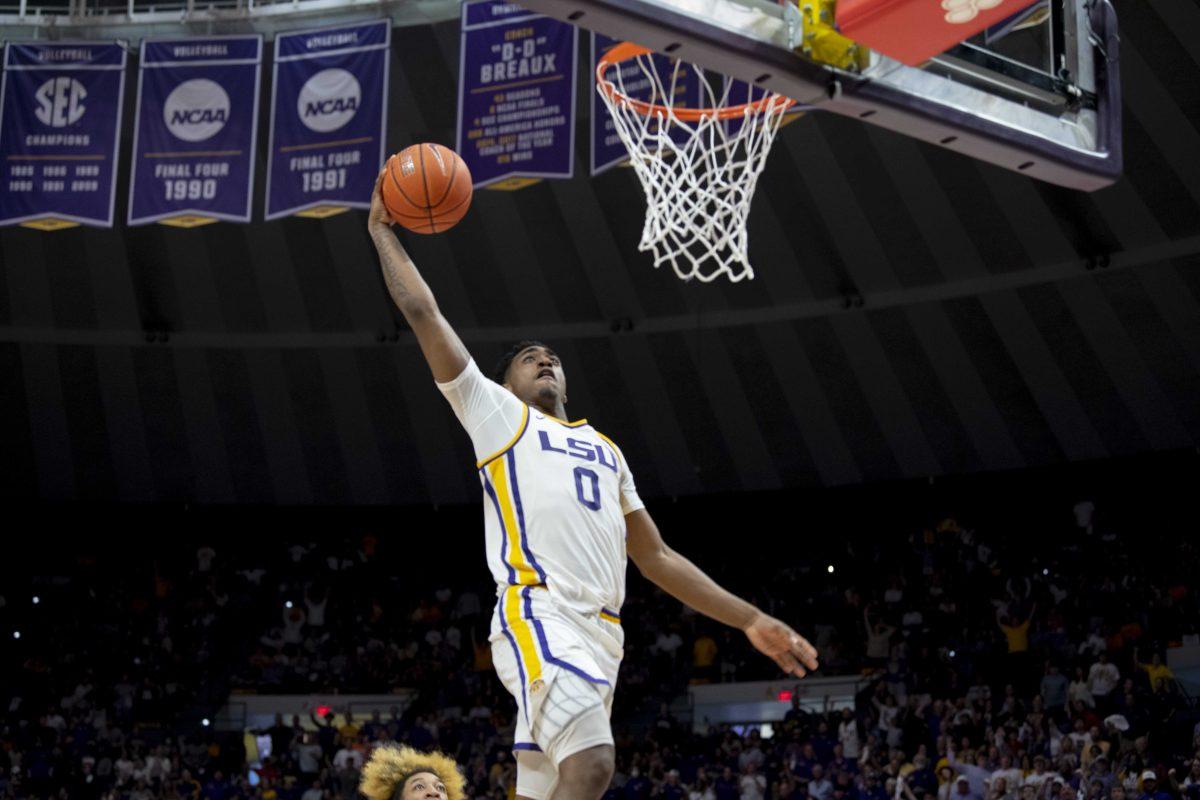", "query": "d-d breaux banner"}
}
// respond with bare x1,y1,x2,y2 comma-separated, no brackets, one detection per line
128,35,263,227
0,41,127,230
457,0,576,191
265,20,389,219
